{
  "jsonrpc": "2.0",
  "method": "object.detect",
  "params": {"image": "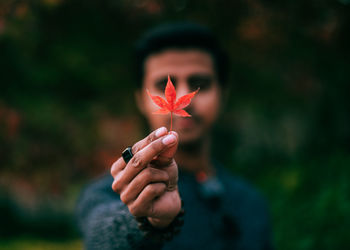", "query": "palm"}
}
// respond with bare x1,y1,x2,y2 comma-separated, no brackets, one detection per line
150,159,180,220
